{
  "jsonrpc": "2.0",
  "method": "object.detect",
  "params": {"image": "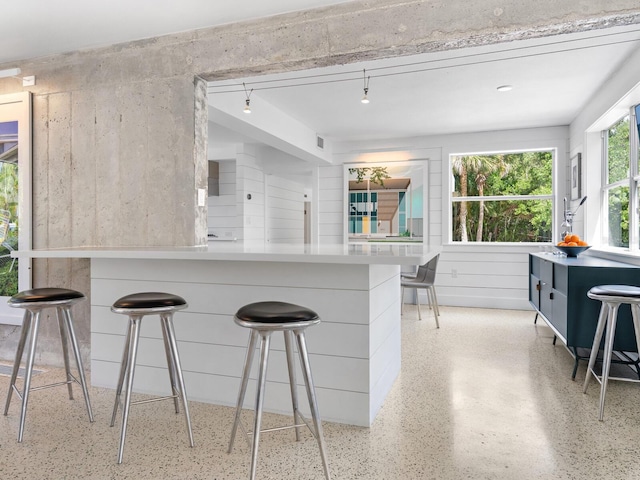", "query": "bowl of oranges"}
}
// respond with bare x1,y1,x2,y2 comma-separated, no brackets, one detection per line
555,234,590,257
